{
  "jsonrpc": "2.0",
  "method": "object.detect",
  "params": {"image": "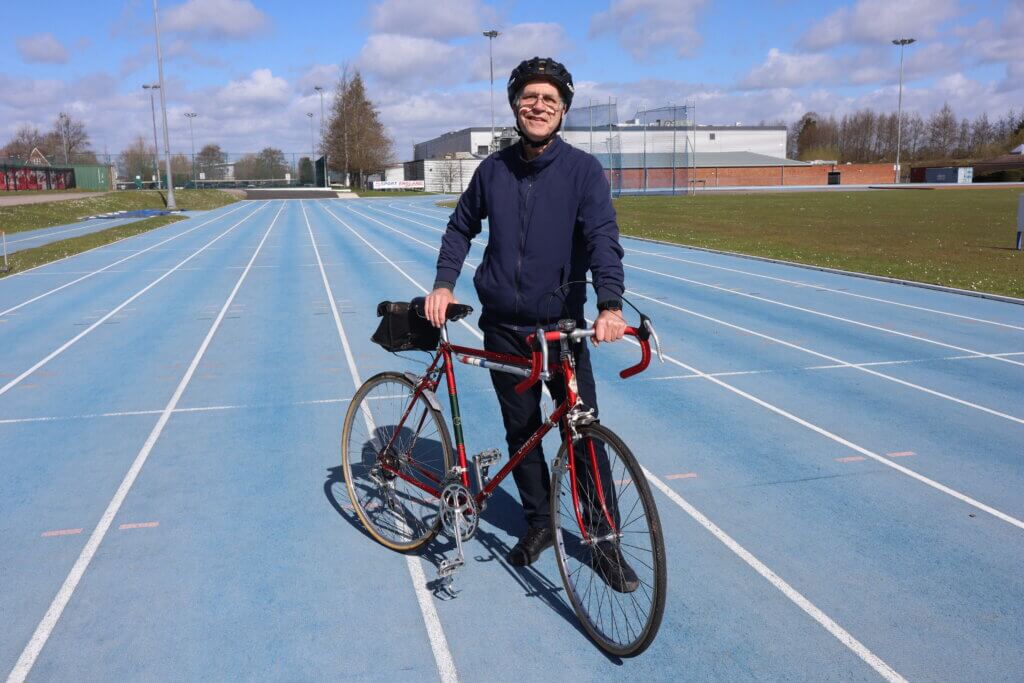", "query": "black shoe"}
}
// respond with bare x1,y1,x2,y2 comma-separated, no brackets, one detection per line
591,543,640,593
506,526,554,567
